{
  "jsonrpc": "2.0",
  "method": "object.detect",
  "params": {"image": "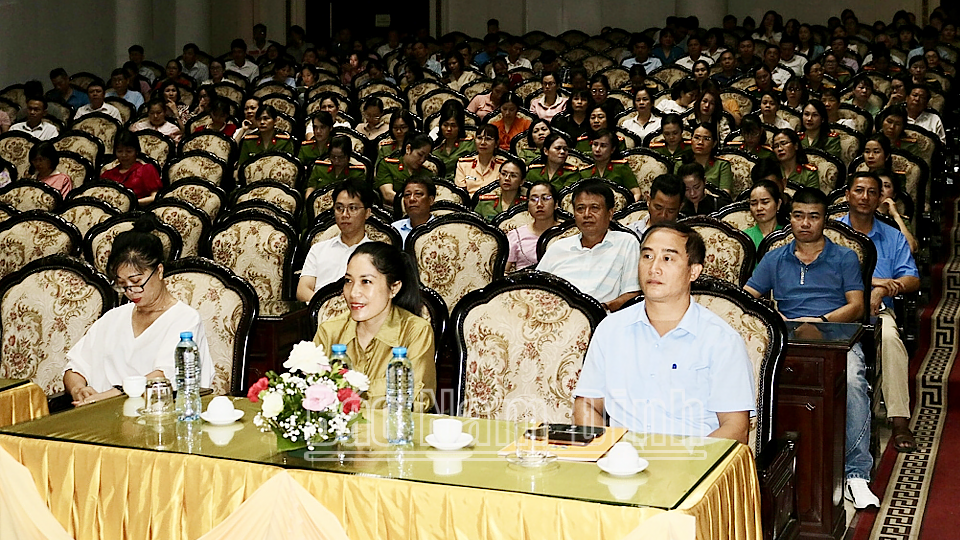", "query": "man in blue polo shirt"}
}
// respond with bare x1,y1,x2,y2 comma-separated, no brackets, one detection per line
745,187,879,509
841,172,920,454
574,222,755,443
